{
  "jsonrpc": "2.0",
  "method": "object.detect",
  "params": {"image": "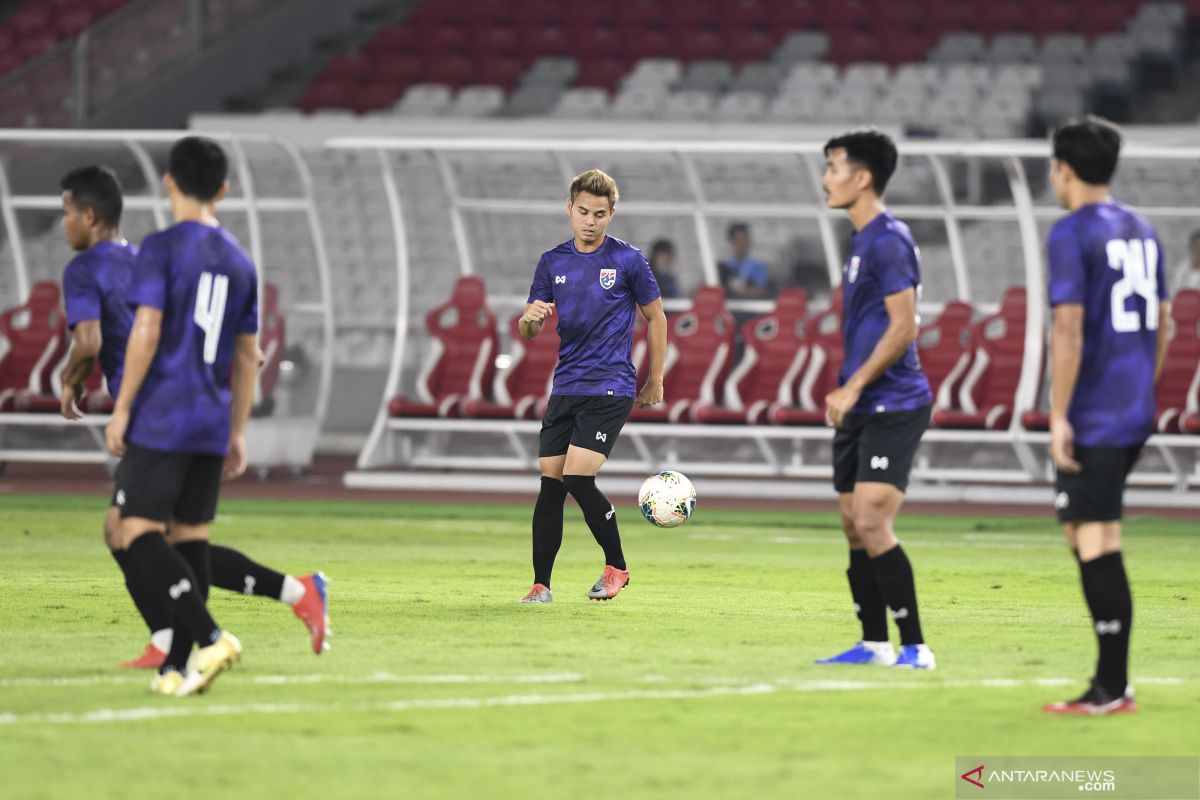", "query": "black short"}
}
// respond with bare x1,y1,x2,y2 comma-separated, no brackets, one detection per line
1055,444,1143,523
539,395,634,458
832,405,930,494
113,444,224,525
